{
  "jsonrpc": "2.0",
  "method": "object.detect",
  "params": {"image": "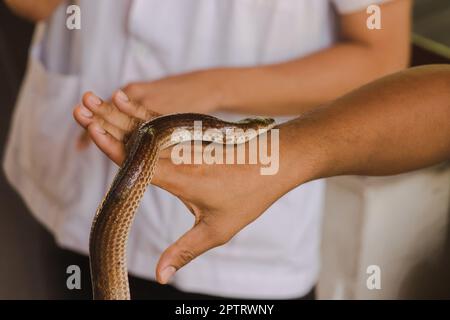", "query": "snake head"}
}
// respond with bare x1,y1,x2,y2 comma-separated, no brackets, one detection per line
238,117,276,130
